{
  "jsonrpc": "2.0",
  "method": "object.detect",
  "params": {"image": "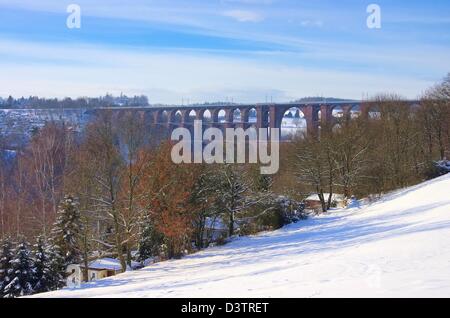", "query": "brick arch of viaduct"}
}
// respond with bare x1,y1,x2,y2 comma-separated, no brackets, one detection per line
105,101,417,136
